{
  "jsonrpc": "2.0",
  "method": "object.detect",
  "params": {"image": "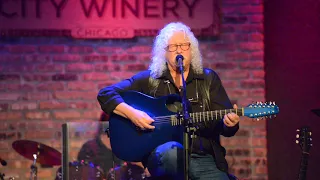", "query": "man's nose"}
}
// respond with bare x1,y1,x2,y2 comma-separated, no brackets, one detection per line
176,45,182,54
